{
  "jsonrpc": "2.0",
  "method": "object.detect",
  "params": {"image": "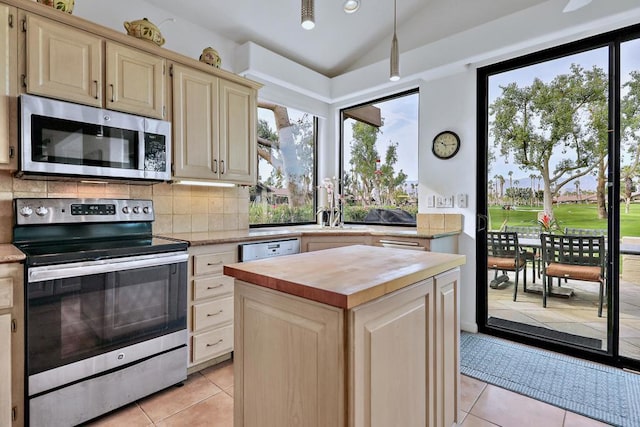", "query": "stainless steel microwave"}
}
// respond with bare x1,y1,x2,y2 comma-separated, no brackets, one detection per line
19,94,171,183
